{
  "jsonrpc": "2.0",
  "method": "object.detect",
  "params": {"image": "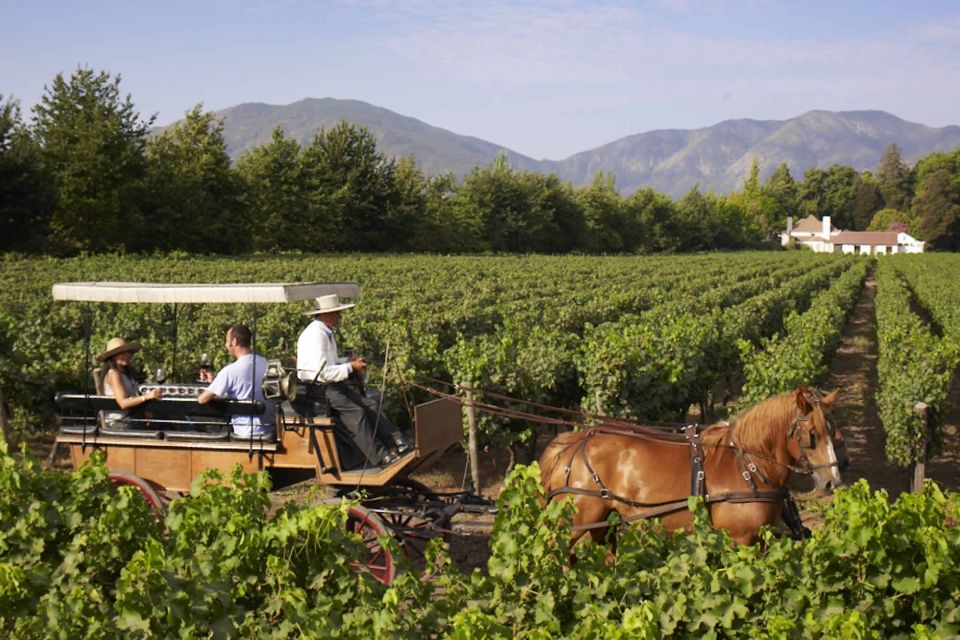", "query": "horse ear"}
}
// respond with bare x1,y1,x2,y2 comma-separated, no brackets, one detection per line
795,386,813,413
822,388,840,407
